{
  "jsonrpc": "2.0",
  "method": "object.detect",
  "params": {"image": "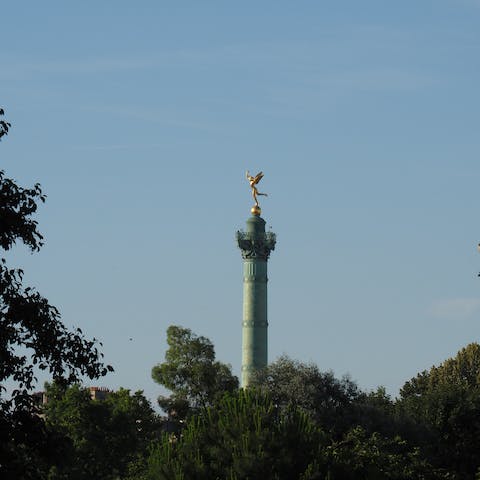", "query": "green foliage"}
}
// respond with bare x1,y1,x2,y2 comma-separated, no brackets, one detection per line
145,389,326,480
252,355,442,453
398,343,480,478
0,108,112,479
144,389,446,480
251,355,359,436
151,325,238,419
325,426,446,480
353,387,422,442
401,344,480,397
44,383,162,480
